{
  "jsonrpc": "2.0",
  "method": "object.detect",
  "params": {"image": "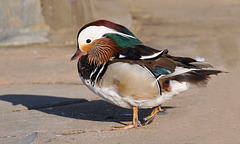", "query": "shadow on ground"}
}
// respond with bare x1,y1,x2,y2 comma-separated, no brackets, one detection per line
0,94,175,124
